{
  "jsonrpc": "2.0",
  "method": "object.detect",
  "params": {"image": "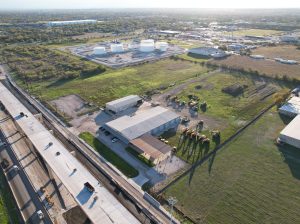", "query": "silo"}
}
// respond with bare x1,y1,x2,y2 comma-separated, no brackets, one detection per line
93,47,106,55
156,42,169,51
139,39,155,52
111,44,124,53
